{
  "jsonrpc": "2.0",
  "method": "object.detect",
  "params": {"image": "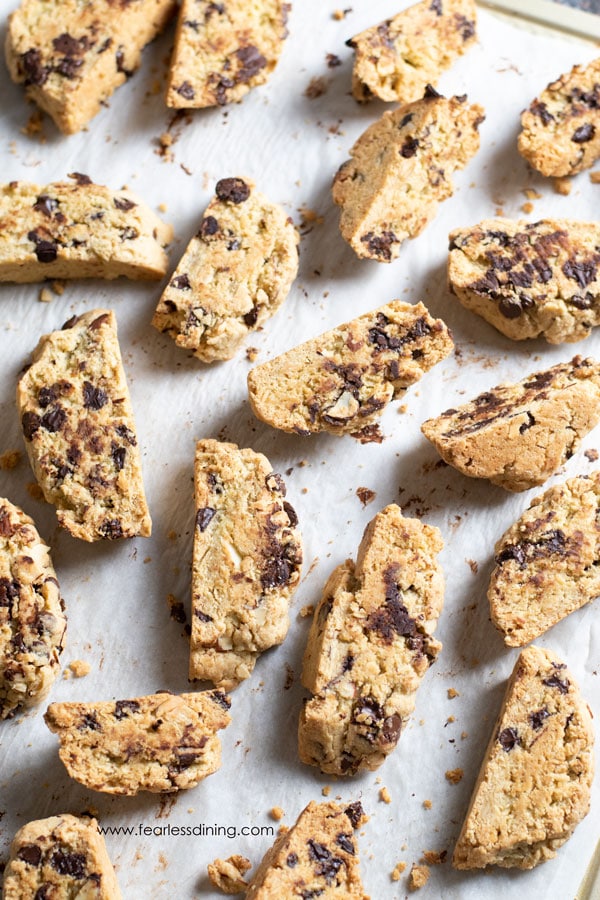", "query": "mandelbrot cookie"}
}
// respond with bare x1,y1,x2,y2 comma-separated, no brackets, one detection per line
453,646,594,870
152,177,299,362
17,309,152,541
299,504,444,776
421,356,600,491
247,300,453,437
